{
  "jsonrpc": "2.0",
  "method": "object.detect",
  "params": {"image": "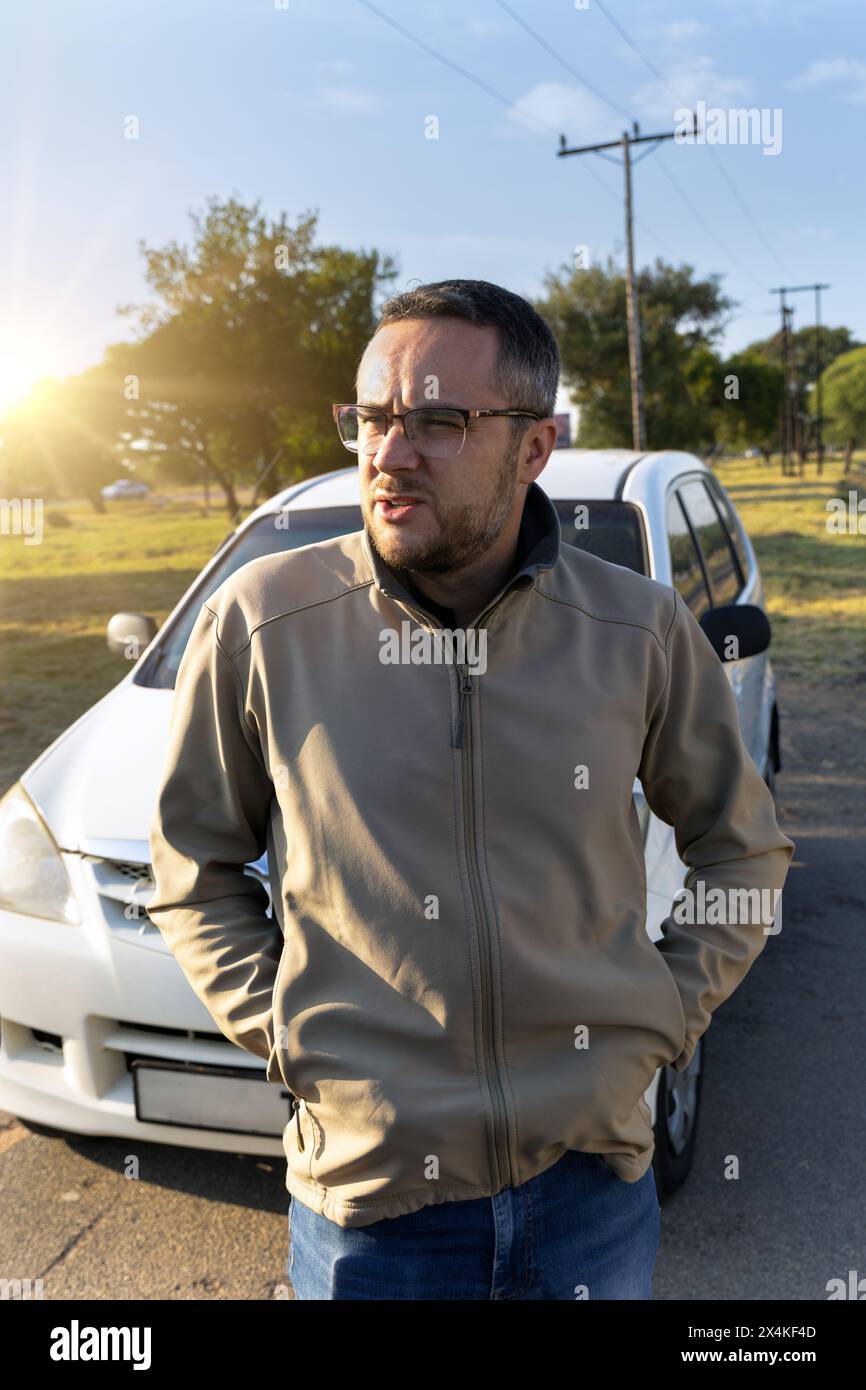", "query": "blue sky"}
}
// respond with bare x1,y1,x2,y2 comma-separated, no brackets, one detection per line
1,0,863,410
